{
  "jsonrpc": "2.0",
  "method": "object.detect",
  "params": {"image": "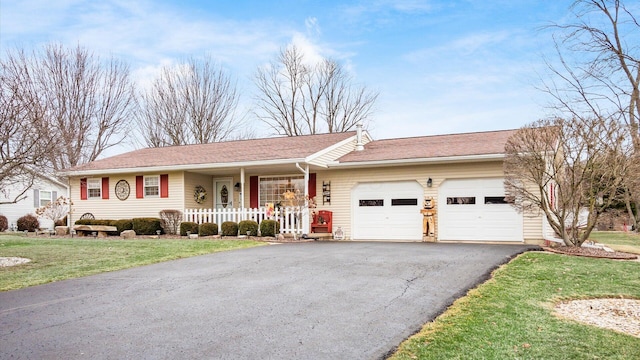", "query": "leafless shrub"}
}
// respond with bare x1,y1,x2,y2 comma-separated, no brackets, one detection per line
504,117,629,246
159,209,183,235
